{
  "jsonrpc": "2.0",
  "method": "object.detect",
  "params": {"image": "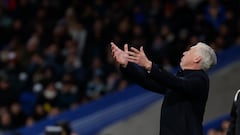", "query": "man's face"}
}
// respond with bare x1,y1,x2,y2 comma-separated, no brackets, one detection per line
180,45,200,69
